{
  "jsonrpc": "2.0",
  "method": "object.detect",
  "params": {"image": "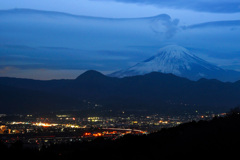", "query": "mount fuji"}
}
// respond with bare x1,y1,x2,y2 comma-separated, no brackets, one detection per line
110,45,240,82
